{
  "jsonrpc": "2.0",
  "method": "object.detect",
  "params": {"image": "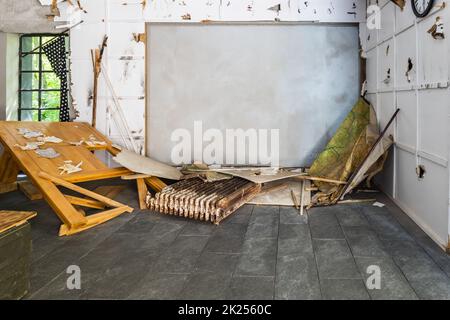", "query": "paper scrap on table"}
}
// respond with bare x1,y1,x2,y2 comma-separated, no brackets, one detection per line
373,201,385,208
35,148,60,159
37,136,63,143
14,142,45,150
17,128,44,139
58,161,83,175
